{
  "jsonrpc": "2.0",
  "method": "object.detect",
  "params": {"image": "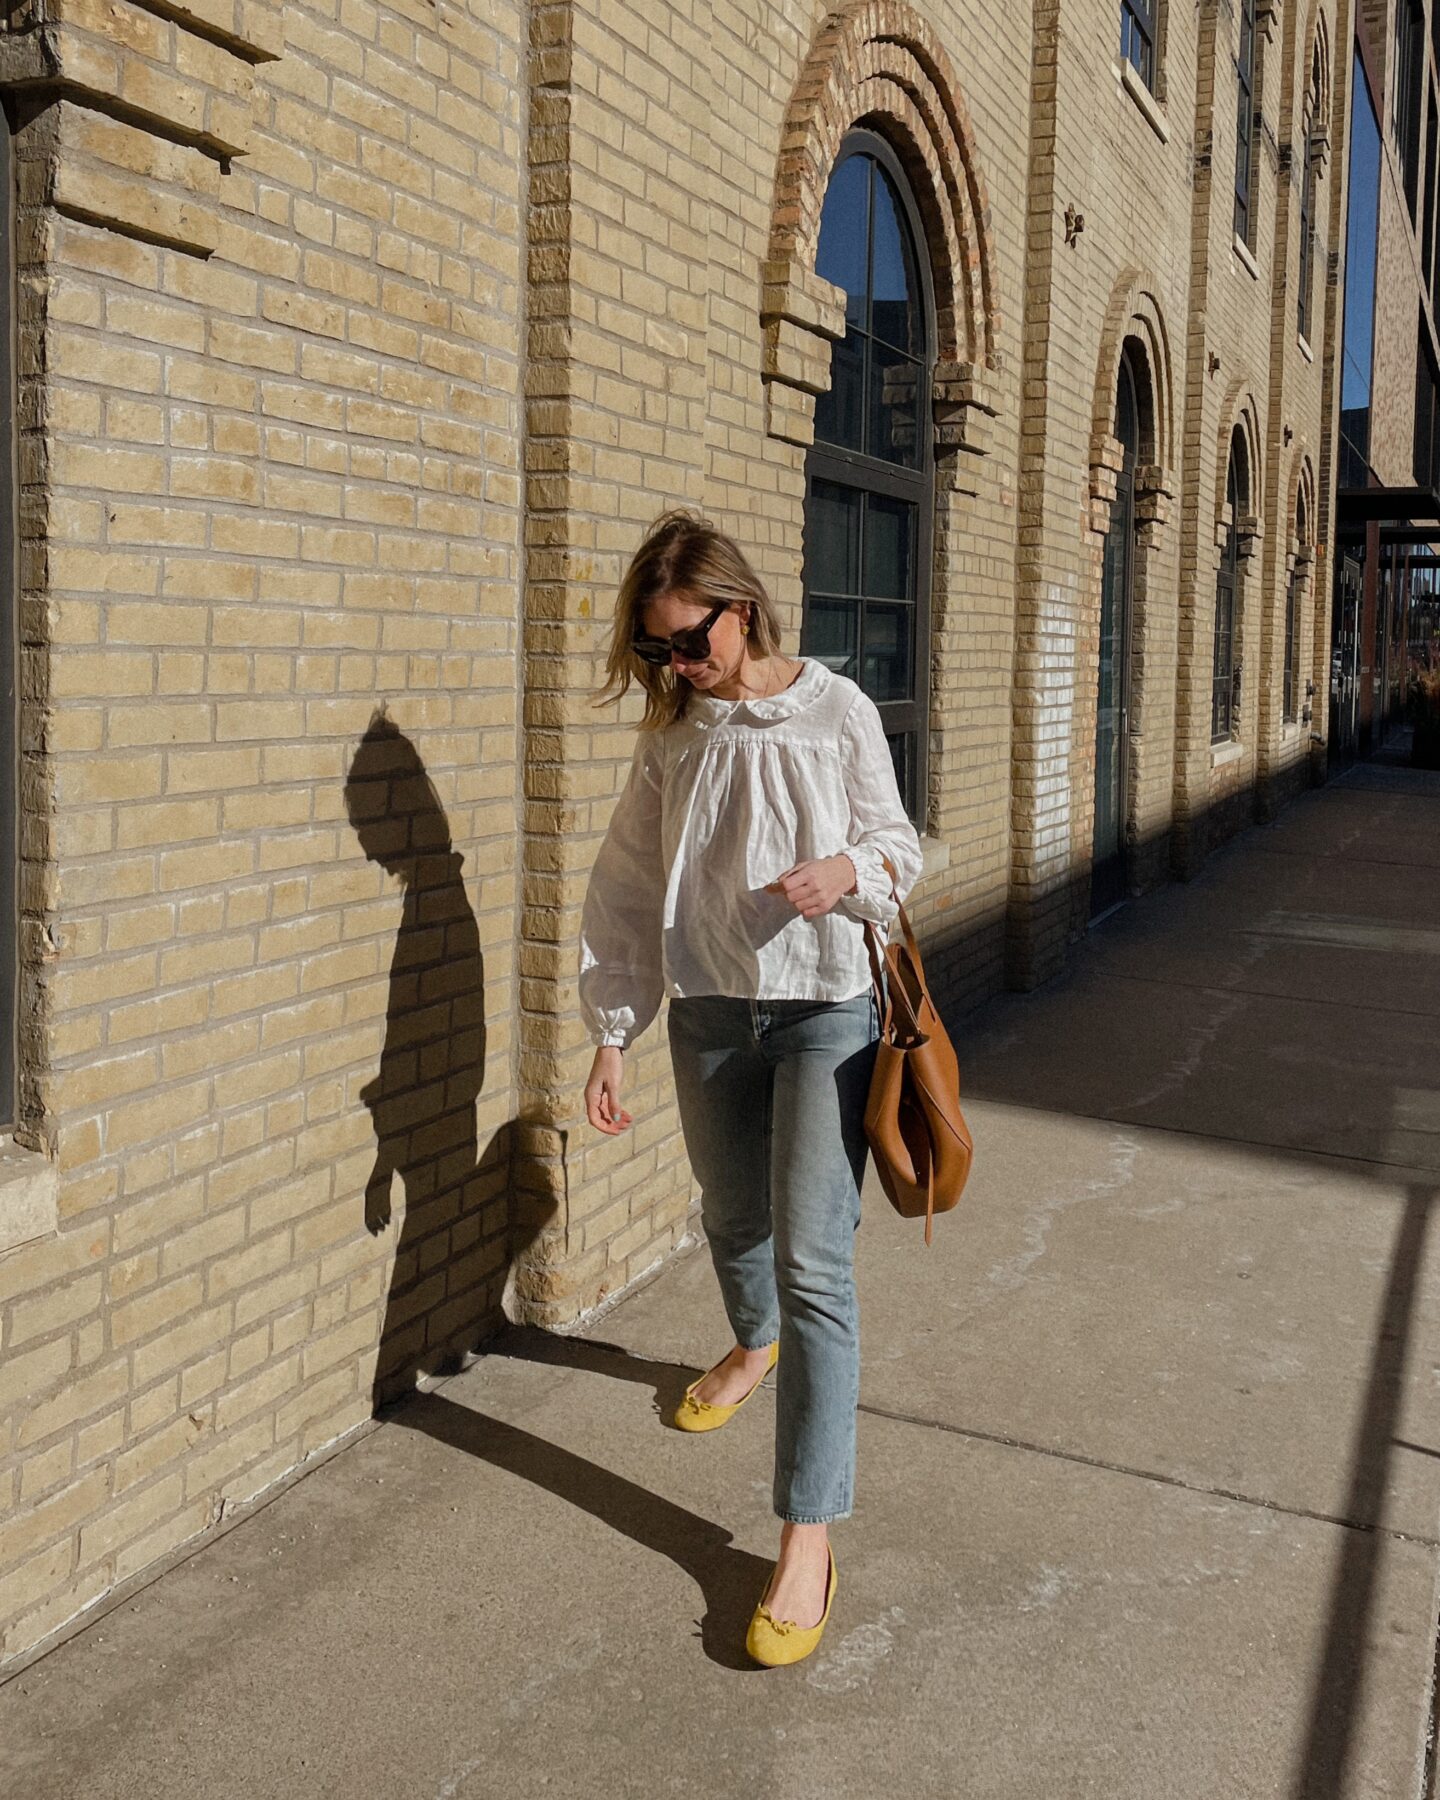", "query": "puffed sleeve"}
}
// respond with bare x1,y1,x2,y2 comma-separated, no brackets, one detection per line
832,689,924,928
577,733,666,1051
